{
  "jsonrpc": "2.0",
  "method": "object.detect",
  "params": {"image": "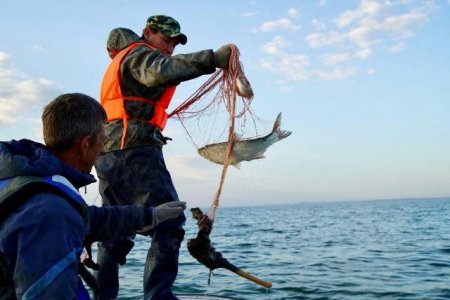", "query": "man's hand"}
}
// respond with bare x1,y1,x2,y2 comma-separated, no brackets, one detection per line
214,45,232,69
144,201,186,230
137,202,186,235
154,201,186,225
